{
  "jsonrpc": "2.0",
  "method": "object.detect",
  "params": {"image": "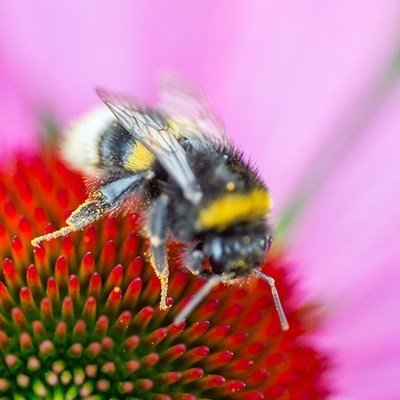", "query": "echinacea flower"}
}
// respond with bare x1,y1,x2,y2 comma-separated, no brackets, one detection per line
1,2,400,399
0,145,329,399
